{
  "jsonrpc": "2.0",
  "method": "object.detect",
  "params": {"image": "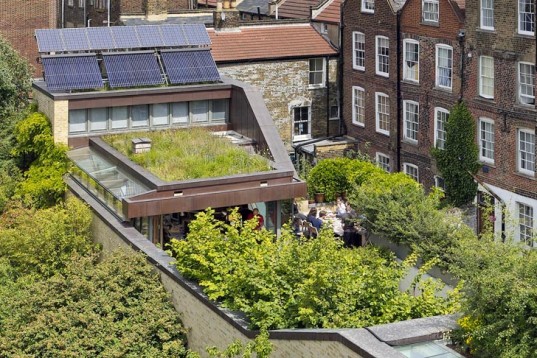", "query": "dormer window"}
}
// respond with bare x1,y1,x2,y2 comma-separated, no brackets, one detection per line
362,0,374,13
423,0,439,23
